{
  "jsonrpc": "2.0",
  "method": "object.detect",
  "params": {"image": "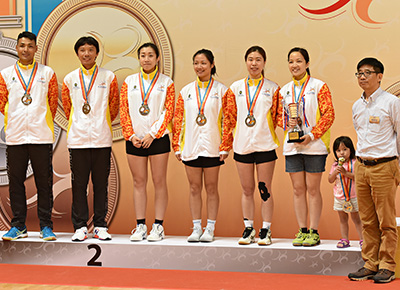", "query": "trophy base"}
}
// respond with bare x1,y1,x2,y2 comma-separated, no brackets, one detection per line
287,131,304,143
